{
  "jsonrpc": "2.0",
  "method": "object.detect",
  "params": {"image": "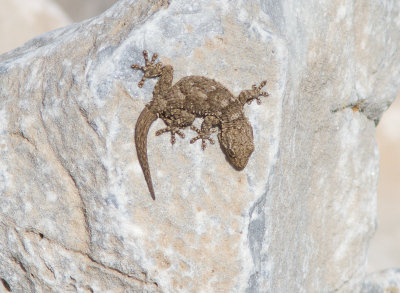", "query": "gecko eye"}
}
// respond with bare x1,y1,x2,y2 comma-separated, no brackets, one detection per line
227,149,235,158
